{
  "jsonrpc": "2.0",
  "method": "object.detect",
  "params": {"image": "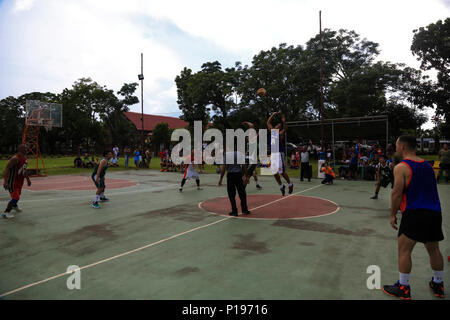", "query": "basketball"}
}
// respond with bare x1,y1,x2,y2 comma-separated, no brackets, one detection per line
257,88,266,97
